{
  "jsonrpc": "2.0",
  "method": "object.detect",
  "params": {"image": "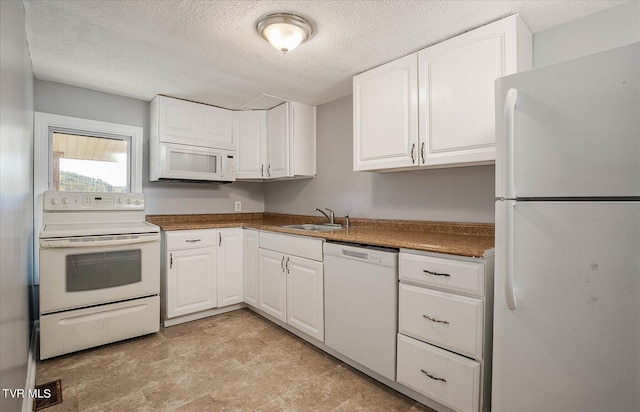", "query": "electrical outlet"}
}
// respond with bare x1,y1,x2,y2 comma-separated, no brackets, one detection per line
235,201,242,212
